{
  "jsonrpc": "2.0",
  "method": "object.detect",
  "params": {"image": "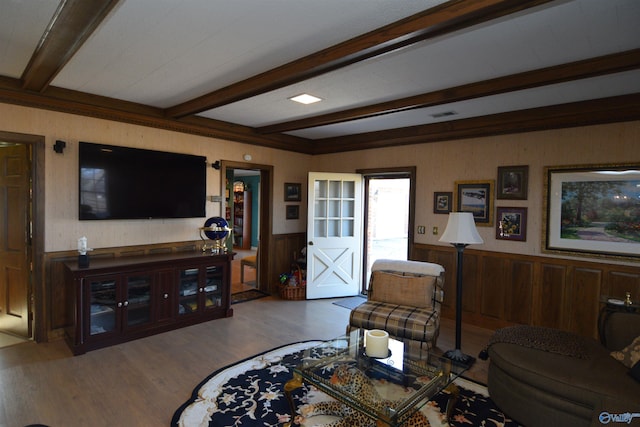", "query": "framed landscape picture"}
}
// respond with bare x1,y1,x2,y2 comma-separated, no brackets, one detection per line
496,207,527,241
455,180,494,226
433,192,452,214
284,183,301,202
543,163,640,260
497,165,528,200
286,205,299,220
